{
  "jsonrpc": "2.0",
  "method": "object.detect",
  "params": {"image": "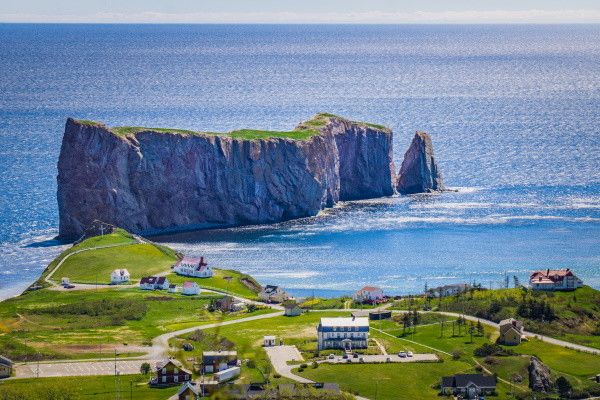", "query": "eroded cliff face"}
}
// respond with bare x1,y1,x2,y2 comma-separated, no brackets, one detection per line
396,131,444,194
57,115,395,240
